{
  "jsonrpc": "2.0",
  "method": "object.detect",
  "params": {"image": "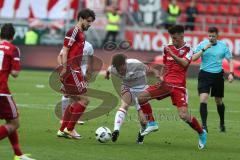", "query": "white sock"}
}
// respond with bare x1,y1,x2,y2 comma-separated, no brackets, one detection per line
61,96,70,118
114,108,127,131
